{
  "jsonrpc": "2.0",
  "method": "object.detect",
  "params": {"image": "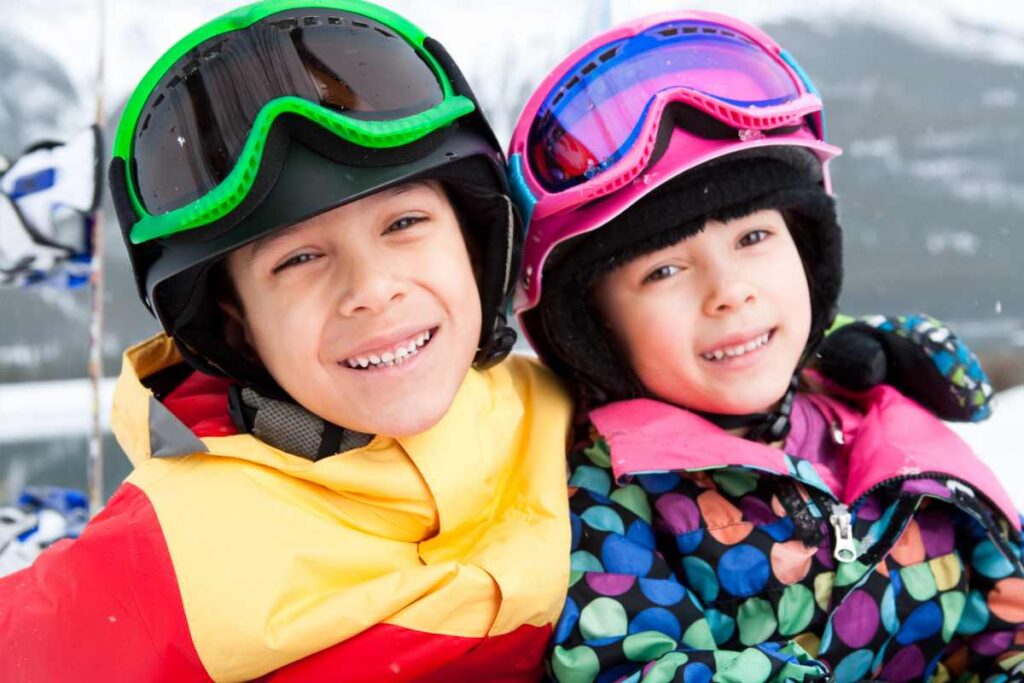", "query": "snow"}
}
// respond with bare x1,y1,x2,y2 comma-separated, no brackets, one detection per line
948,386,1024,511
0,377,1020,508
1,1,1021,501
0,378,114,442
609,0,1024,67
7,0,1024,144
